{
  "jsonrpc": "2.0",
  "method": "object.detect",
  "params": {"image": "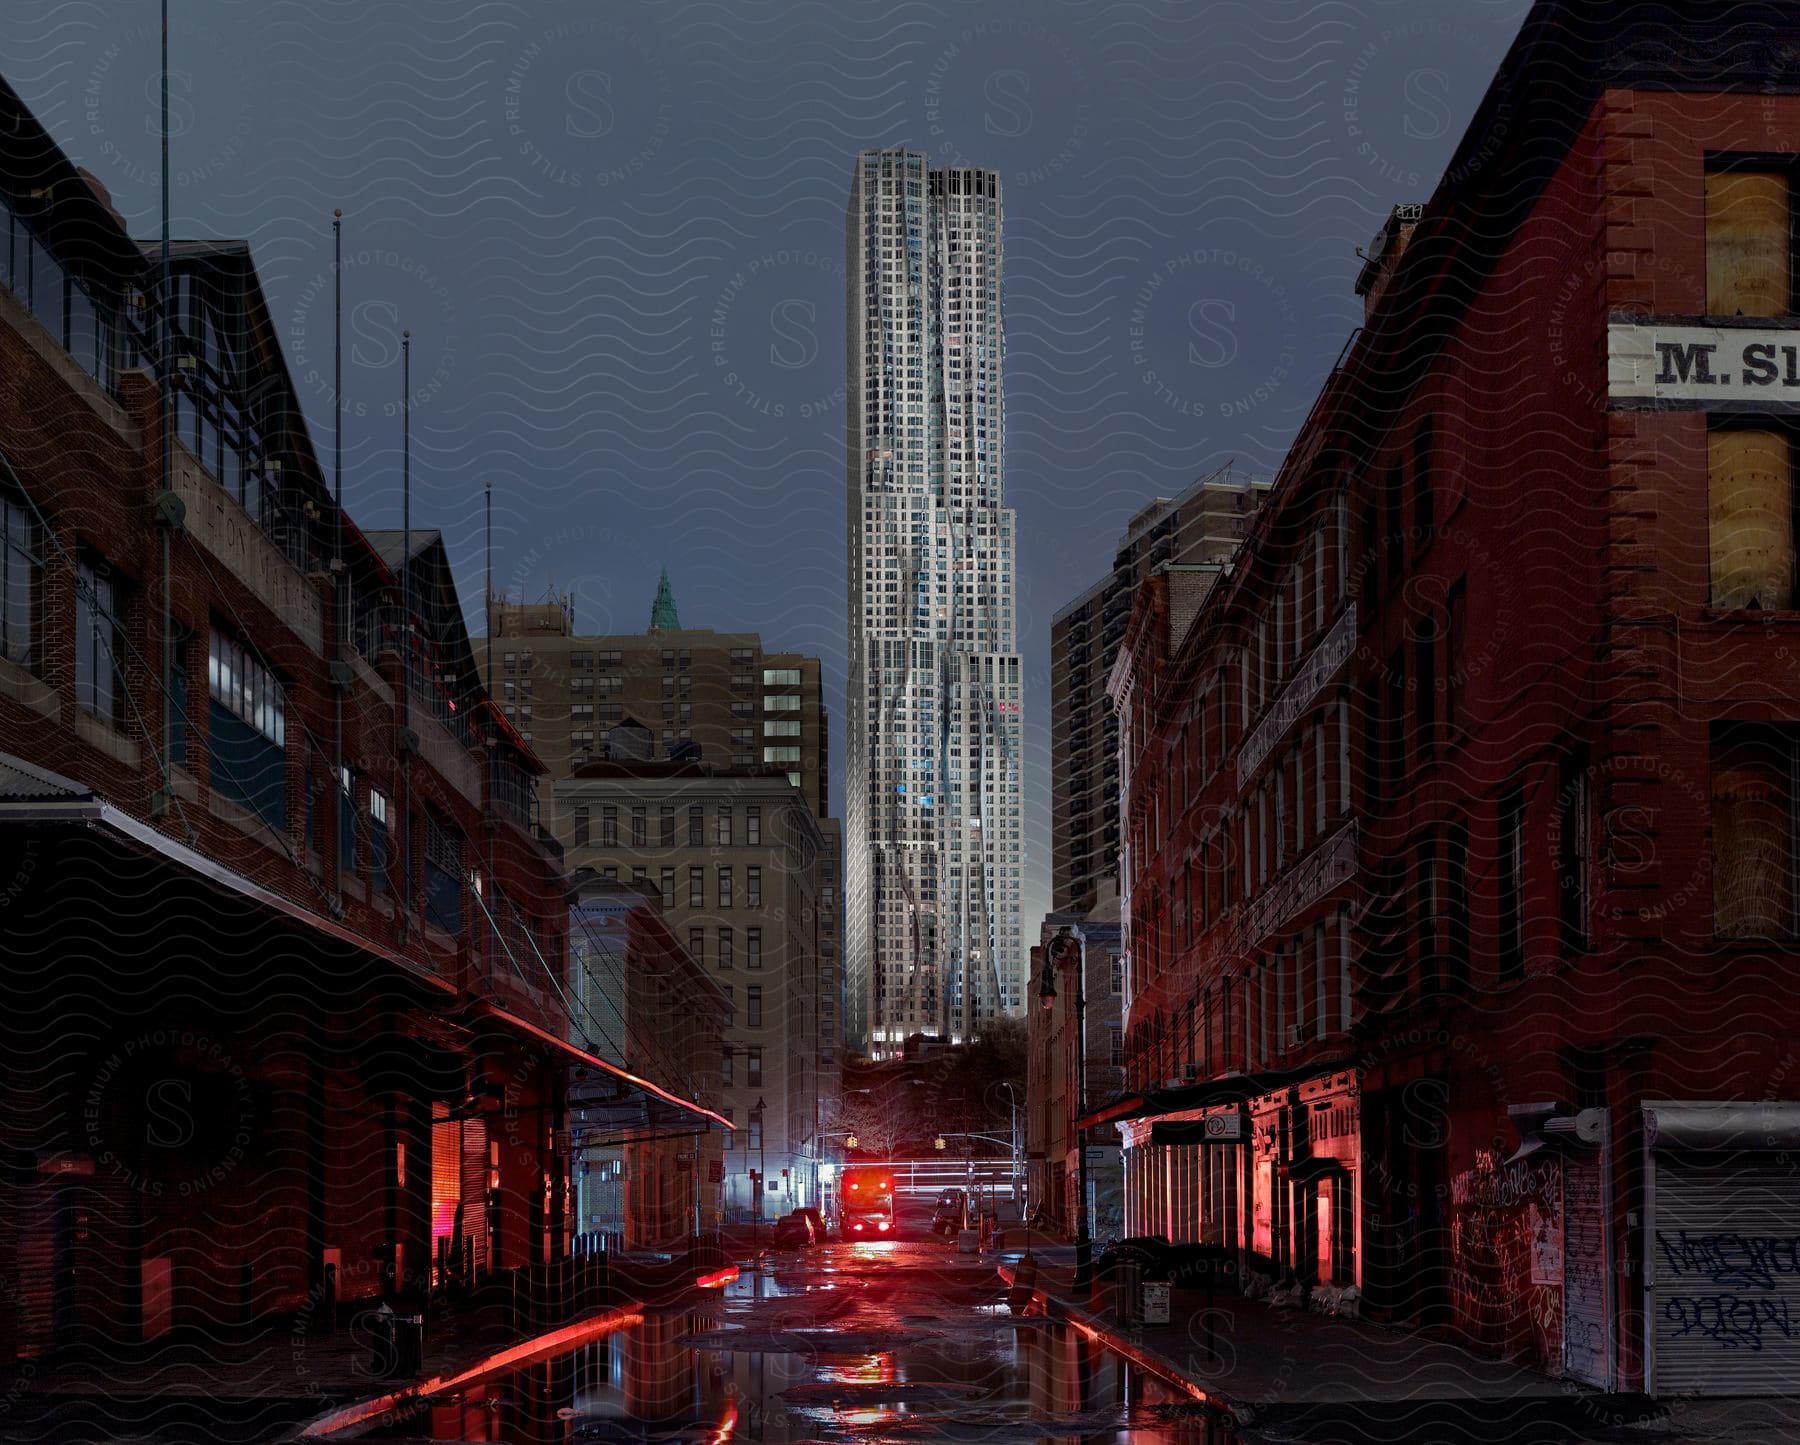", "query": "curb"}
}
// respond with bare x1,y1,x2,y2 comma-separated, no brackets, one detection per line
995,1263,1235,1415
